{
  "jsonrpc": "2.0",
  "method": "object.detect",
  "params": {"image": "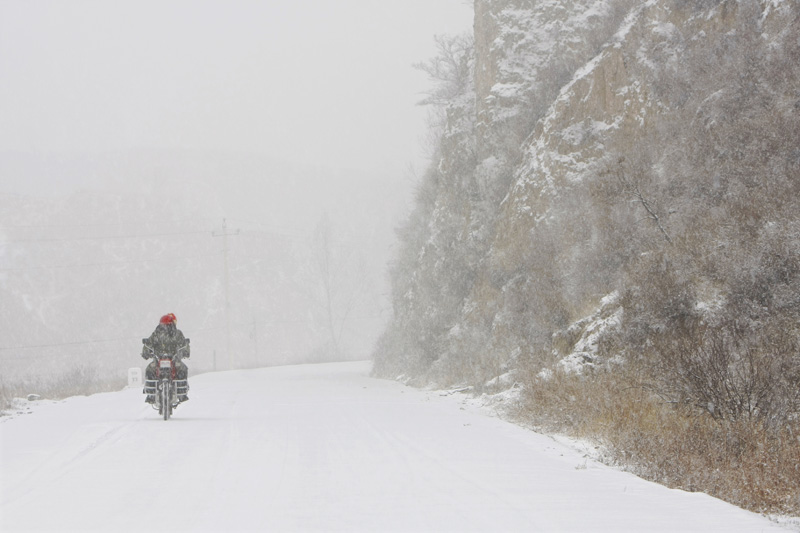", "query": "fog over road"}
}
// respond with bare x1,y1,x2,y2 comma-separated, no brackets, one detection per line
0,361,789,532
